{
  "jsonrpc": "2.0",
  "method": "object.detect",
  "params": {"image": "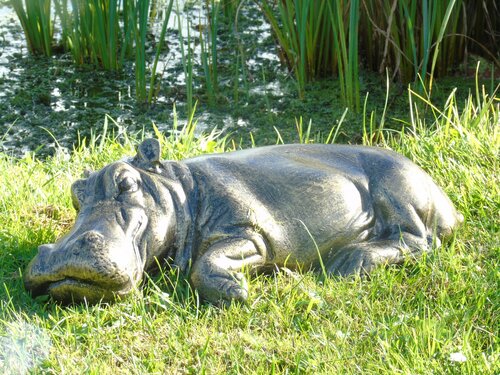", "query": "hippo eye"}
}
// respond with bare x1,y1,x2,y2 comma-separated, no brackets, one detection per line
118,176,138,193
